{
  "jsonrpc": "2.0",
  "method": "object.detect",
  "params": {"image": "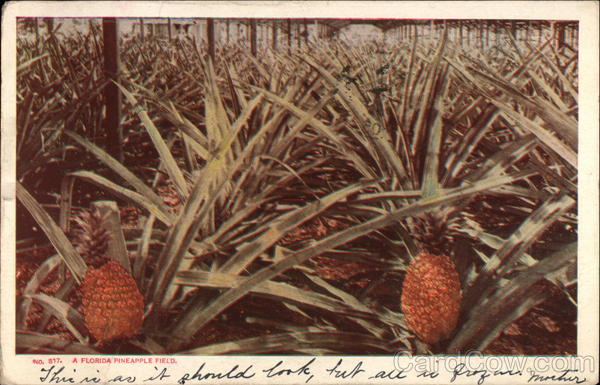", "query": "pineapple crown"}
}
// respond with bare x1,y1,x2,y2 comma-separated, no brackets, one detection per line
72,208,111,268
408,207,465,256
